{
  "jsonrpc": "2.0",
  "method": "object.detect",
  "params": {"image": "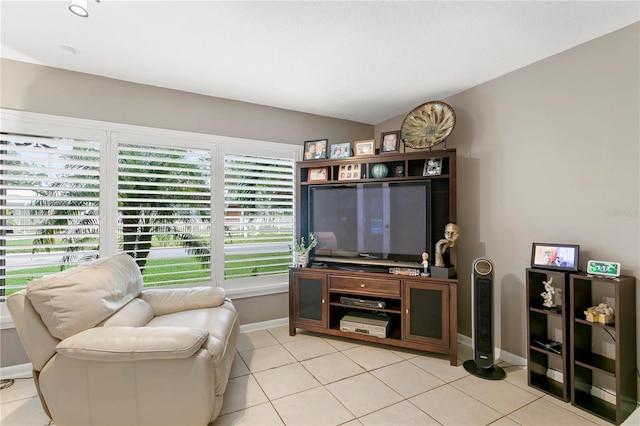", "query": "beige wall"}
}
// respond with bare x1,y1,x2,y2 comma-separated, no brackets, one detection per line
0,58,372,146
377,22,639,361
